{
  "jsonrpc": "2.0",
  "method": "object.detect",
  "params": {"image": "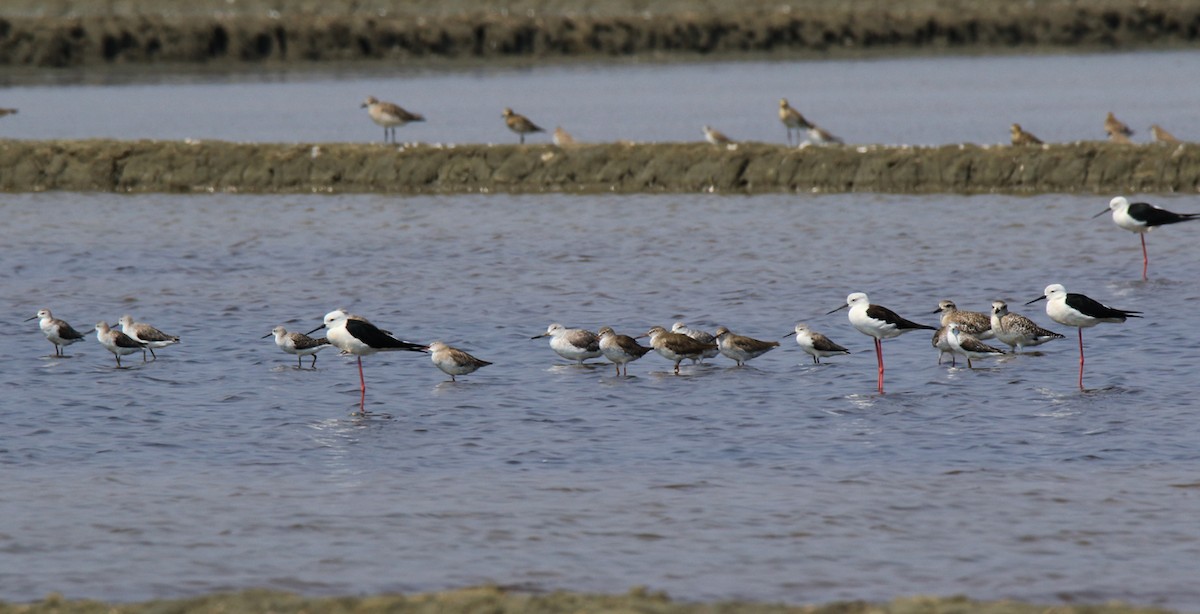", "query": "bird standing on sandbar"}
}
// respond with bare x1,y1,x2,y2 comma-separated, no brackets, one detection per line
425,341,491,382
27,309,88,357
532,323,601,365
503,108,544,144
95,321,146,368
264,326,330,368
1150,124,1180,144
1105,112,1133,143
309,309,426,412
779,98,810,146
787,323,849,364
703,125,733,146
641,326,718,375
713,326,779,366
361,96,425,144
1094,195,1200,280
945,321,1005,369
806,123,843,145
1010,123,1043,145
827,292,936,394
597,326,652,377
118,314,179,362
989,300,1063,353
552,126,576,146
1026,284,1141,390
